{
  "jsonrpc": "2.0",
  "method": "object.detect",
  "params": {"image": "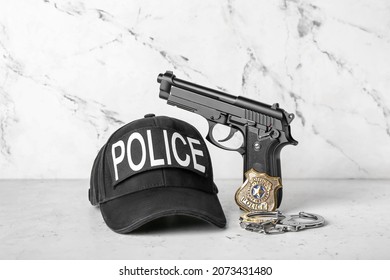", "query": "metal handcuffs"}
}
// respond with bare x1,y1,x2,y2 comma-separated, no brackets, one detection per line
239,211,325,234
